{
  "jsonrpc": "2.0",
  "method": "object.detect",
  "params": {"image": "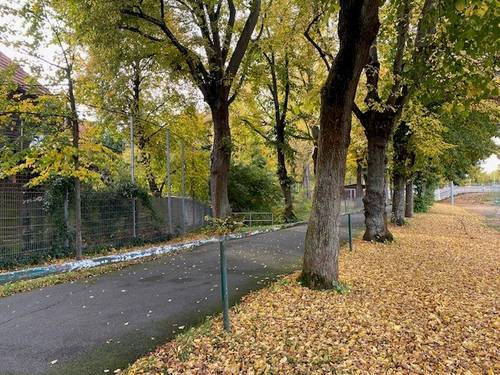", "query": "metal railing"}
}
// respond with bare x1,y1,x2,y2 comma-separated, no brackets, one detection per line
231,212,275,227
